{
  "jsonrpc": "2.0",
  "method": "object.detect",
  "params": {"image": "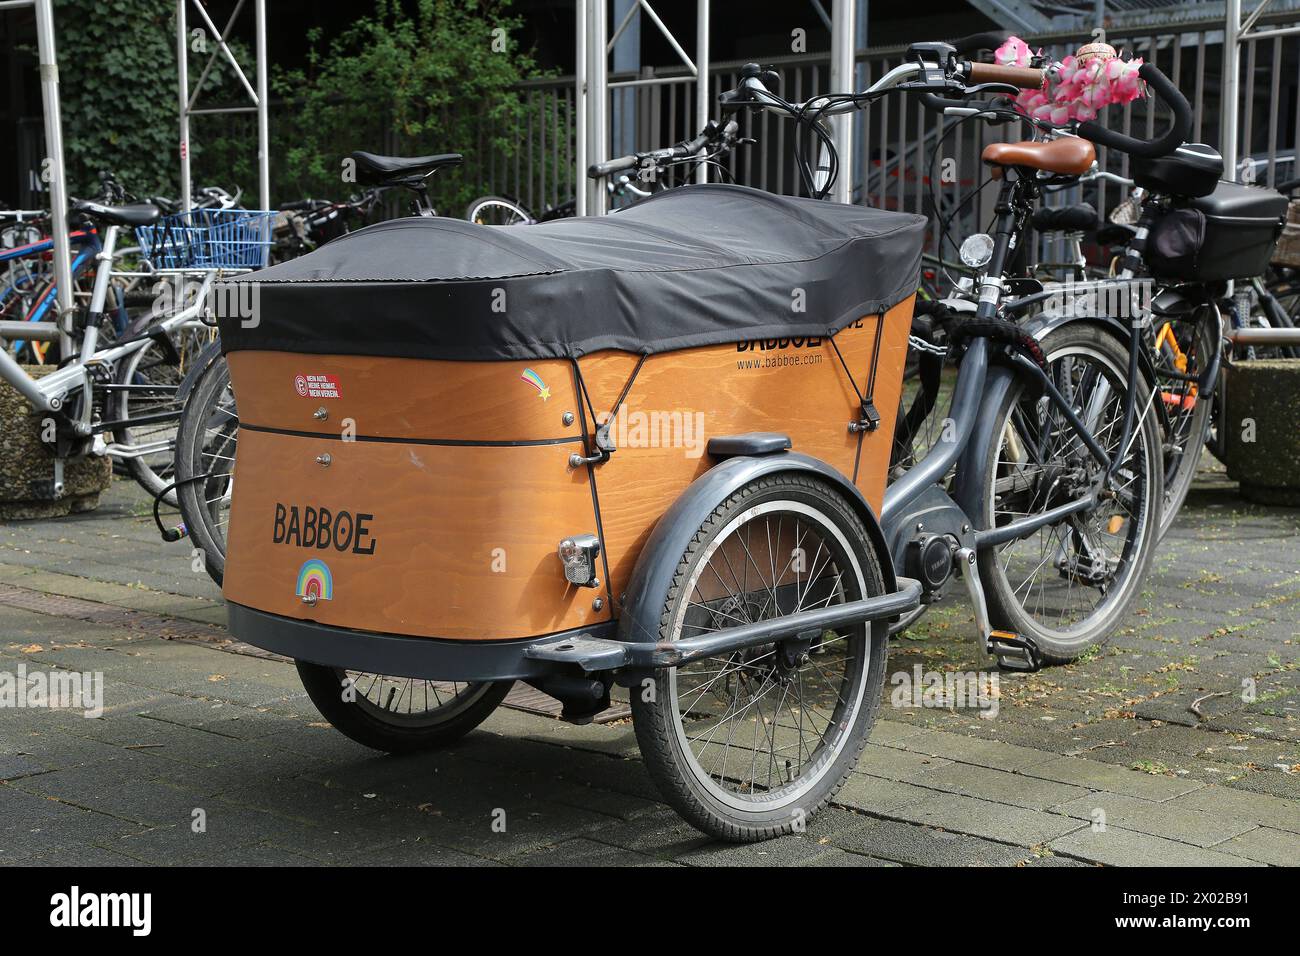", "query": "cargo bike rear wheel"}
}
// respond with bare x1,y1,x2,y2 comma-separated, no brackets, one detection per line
296,664,512,753
630,474,888,842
